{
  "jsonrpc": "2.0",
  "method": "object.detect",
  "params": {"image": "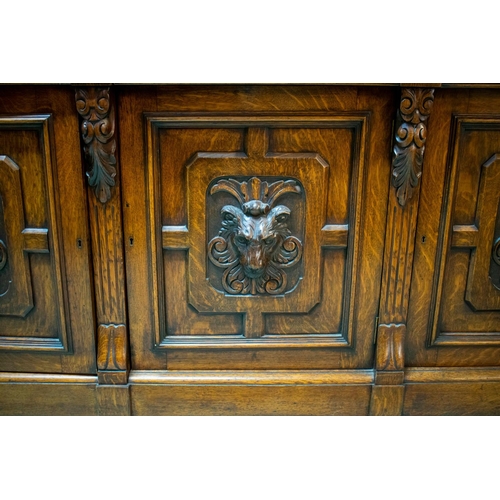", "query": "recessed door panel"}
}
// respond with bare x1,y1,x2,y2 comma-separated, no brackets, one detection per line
432,121,500,344
120,86,392,370
408,107,500,367
0,93,95,374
